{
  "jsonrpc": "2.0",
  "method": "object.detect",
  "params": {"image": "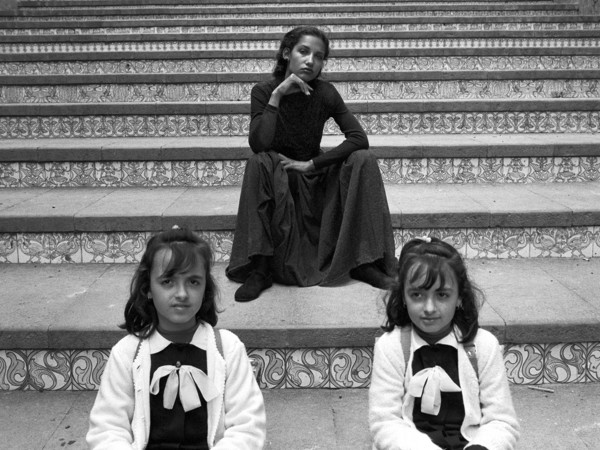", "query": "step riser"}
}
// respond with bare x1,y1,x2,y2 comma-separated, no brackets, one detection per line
3,80,599,103
4,56,600,75
2,112,599,138
1,157,599,188
4,37,600,53
1,226,598,264
3,22,600,35
1,341,598,391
